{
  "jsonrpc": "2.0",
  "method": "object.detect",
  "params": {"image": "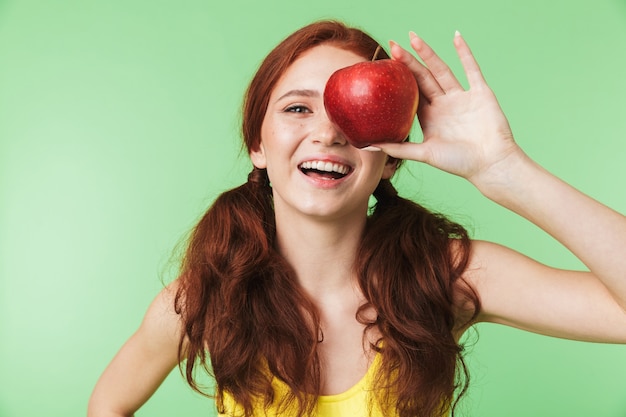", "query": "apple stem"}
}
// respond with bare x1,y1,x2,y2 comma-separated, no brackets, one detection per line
372,45,382,61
